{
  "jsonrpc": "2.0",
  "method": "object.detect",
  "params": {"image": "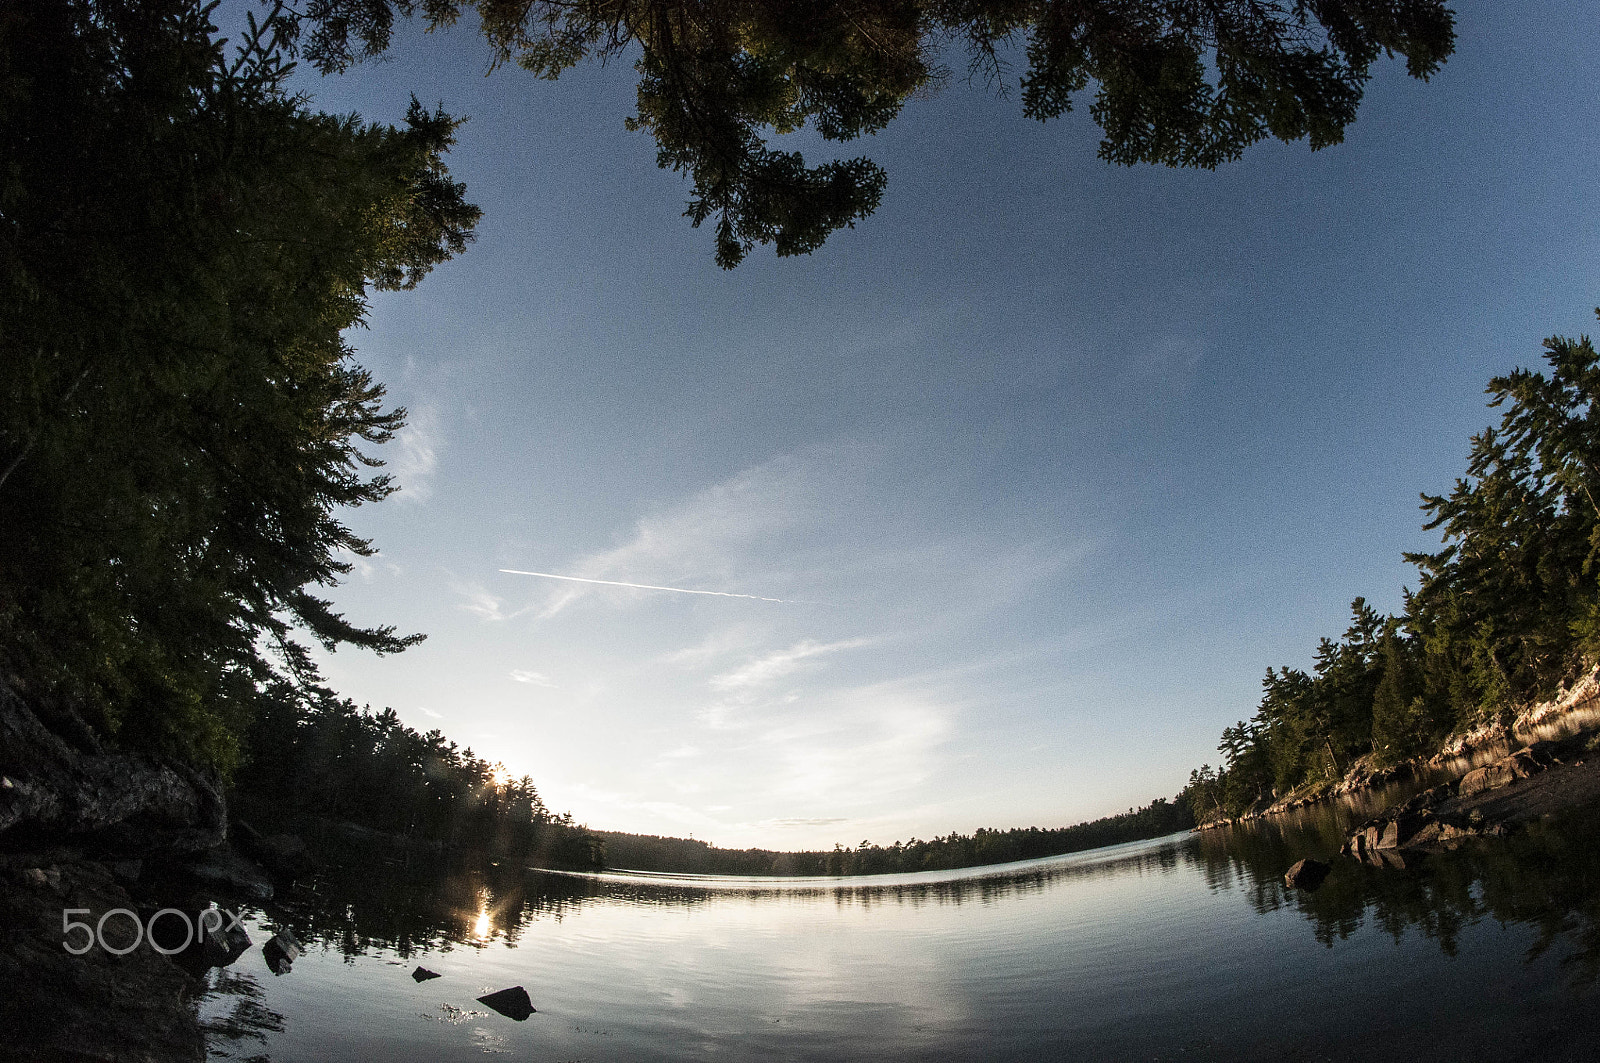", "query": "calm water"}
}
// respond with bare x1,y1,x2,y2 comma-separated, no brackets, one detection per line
200,802,1600,1062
